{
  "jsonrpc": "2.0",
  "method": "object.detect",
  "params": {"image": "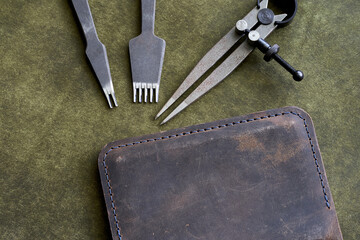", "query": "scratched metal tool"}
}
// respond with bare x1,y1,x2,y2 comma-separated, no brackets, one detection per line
129,0,166,103
156,0,303,124
71,0,118,108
